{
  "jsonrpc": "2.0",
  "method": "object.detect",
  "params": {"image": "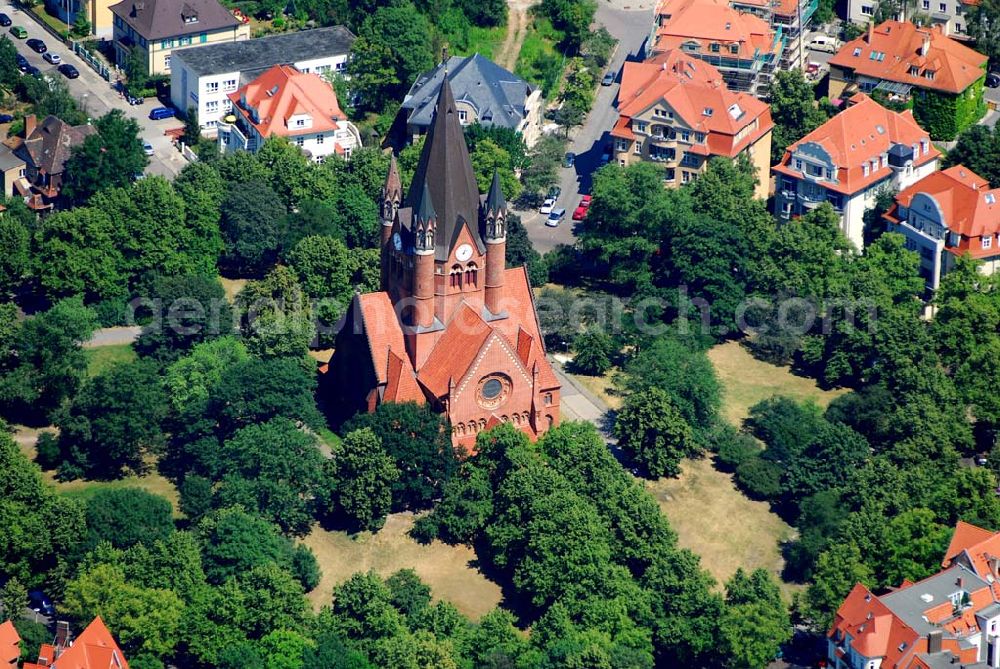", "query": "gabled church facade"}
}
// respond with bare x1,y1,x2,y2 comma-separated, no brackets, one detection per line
326,80,560,450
